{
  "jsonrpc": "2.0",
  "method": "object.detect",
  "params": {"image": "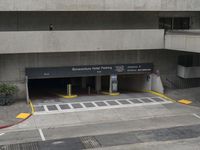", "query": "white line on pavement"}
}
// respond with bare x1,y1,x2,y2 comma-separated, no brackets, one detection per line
0,133,5,136
193,113,200,119
38,129,46,141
